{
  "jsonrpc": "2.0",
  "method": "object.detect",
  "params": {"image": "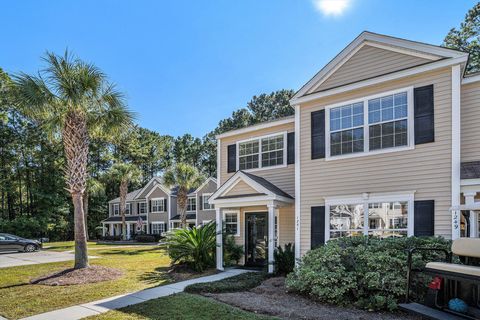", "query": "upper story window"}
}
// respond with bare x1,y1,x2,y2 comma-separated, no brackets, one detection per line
151,198,165,212
202,194,214,210
187,197,196,211
139,202,147,214
327,87,413,160
125,203,131,215
238,133,286,171
113,204,119,216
